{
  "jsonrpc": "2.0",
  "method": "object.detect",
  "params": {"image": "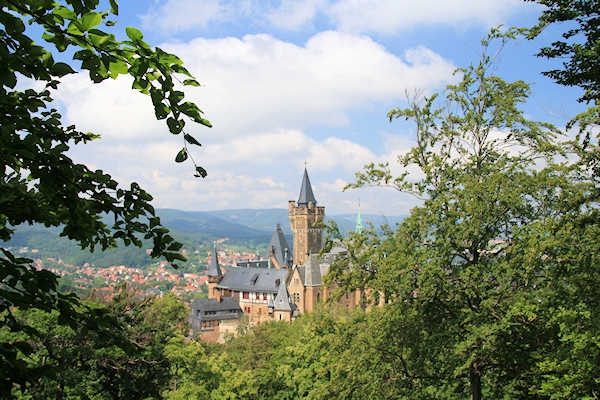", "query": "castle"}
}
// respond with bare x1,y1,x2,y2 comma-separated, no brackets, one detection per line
189,169,363,342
